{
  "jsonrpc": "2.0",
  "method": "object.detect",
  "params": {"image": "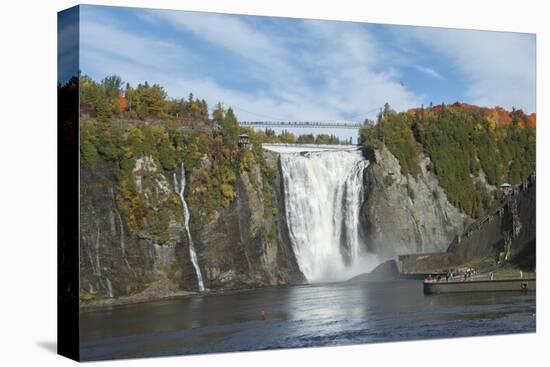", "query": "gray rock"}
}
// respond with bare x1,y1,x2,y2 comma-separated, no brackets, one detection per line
359,145,470,259
346,260,399,283
193,150,304,290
